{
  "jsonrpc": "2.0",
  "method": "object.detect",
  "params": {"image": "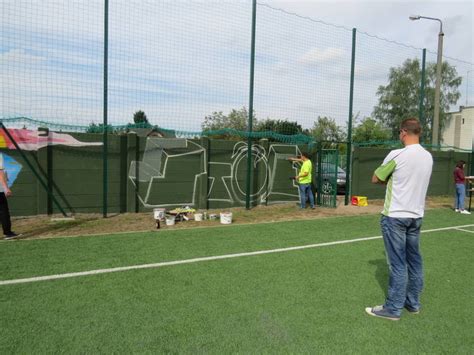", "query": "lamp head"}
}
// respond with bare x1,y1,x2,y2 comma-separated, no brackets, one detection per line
409,15,421,20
